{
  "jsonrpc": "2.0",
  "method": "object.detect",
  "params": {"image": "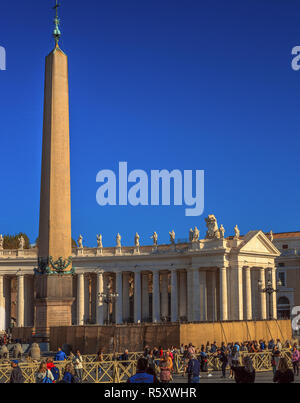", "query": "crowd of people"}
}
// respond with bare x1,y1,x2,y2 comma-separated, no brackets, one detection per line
9,347,83,384
6,338,300,384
